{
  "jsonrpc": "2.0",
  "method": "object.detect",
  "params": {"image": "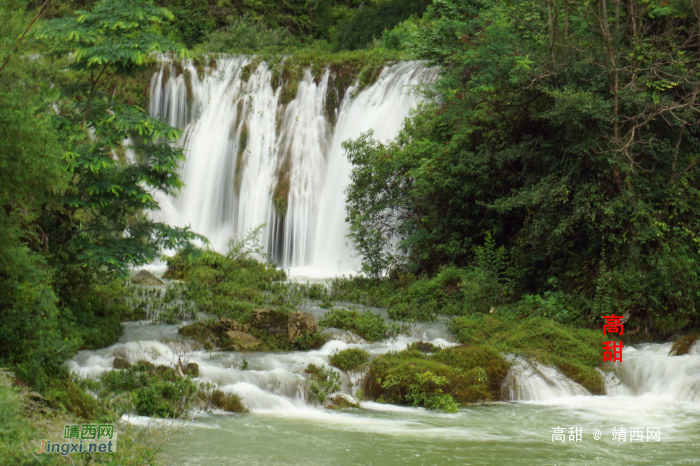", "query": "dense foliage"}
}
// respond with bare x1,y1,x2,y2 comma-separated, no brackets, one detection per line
345,0,700,336
0,0,195,388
